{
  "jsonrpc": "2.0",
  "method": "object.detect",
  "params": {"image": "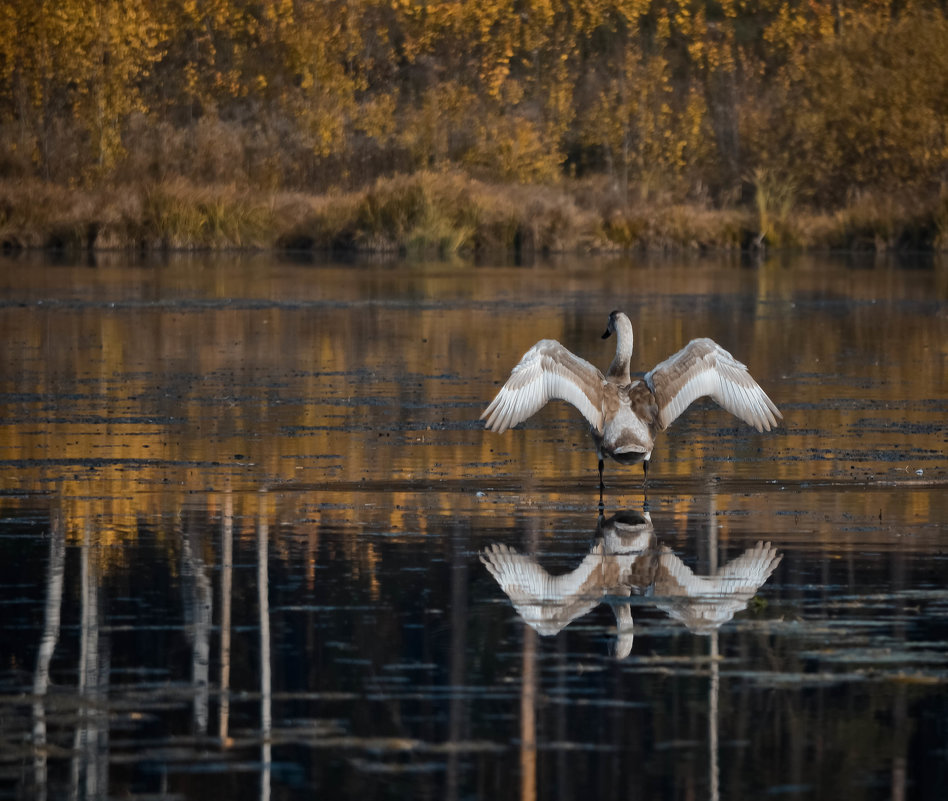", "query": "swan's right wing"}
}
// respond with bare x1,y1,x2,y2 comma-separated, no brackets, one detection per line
651,550,747,632
654,541,782,599
482,340,604,433
651,542,782,633
645,338,781,432
713,541,783,594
